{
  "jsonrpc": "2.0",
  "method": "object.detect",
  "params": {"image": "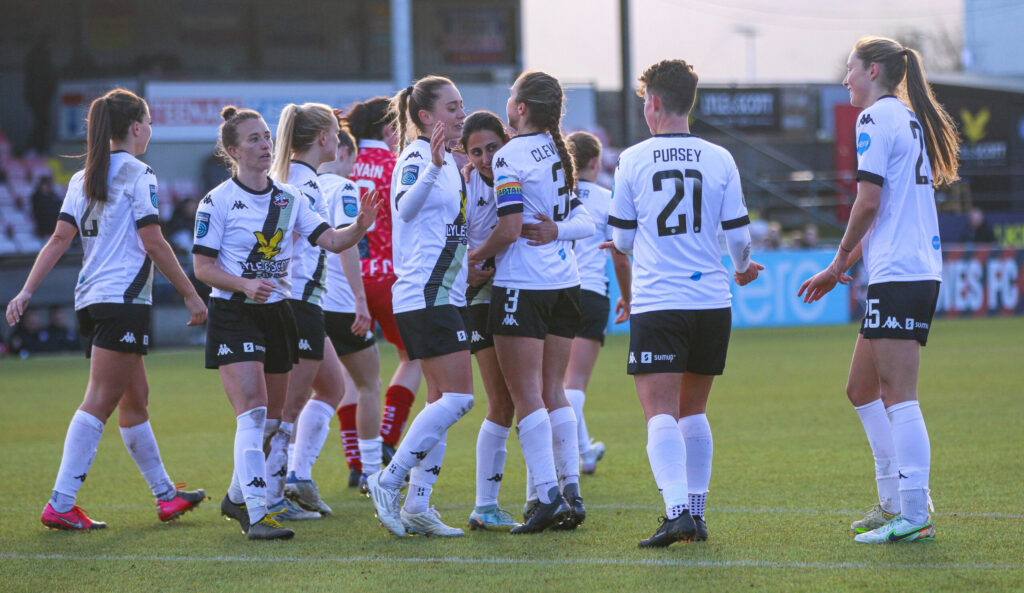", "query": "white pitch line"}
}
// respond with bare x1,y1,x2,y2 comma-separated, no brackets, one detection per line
0,552,1020,571
2,503,1020,520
